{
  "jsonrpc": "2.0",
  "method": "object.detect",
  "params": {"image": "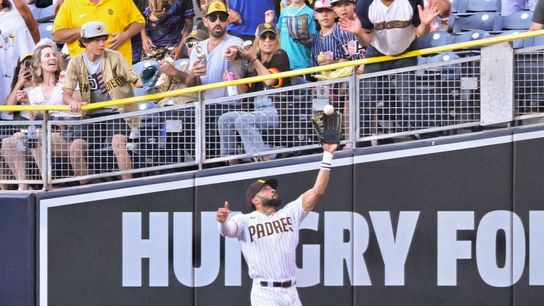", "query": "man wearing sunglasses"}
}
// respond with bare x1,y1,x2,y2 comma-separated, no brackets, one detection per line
185,1,246,158
185,1,245,100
